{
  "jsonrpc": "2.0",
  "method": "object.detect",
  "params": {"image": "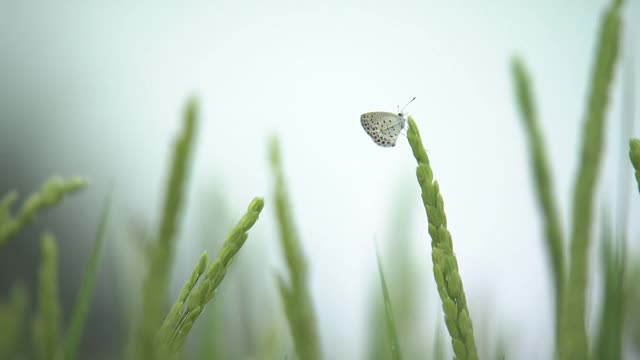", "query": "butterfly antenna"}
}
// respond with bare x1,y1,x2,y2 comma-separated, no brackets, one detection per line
400,96,416,113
